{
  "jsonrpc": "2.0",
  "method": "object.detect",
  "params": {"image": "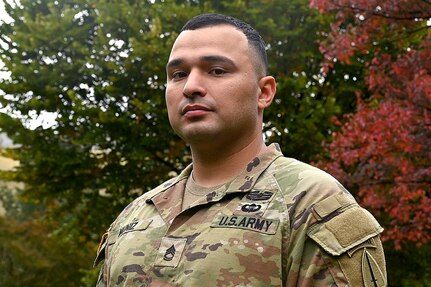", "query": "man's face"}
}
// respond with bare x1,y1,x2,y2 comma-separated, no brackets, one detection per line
165,25,263,148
